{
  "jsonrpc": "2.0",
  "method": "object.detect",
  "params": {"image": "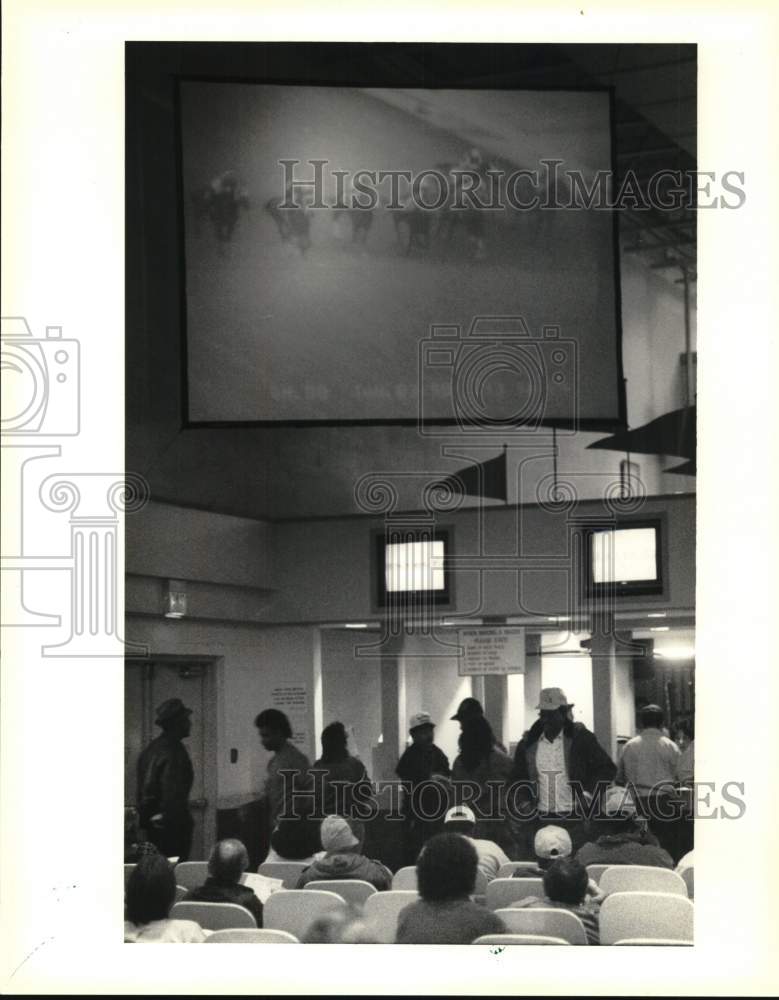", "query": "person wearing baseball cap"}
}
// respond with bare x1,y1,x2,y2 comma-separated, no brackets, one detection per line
136,698,195,861
296,816,392,891
396,712,451,864
443,804,510,881
511,687,616,857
